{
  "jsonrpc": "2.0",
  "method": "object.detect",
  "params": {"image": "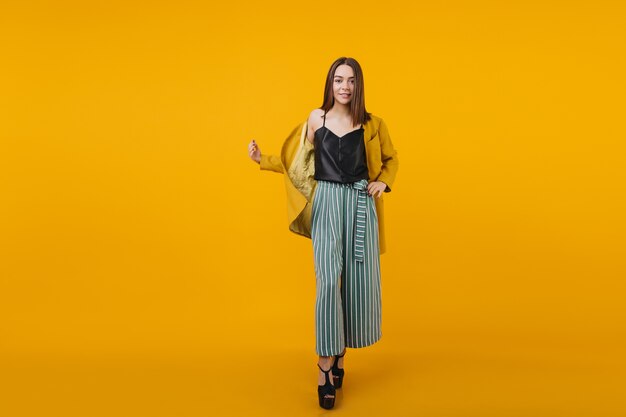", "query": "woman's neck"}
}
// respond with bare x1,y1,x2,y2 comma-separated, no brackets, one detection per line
330,103,351,117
